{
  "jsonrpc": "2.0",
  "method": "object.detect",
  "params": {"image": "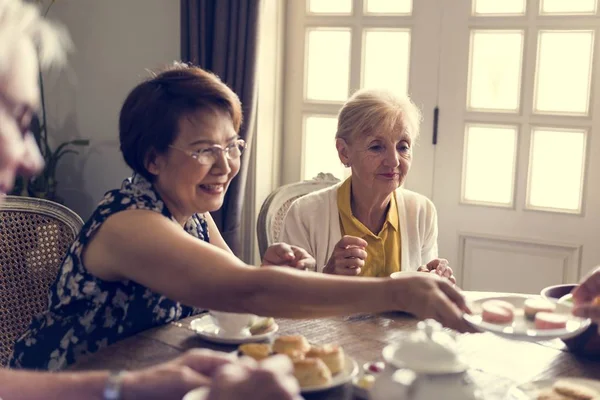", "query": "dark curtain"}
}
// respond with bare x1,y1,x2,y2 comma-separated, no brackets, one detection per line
181,0,261,256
